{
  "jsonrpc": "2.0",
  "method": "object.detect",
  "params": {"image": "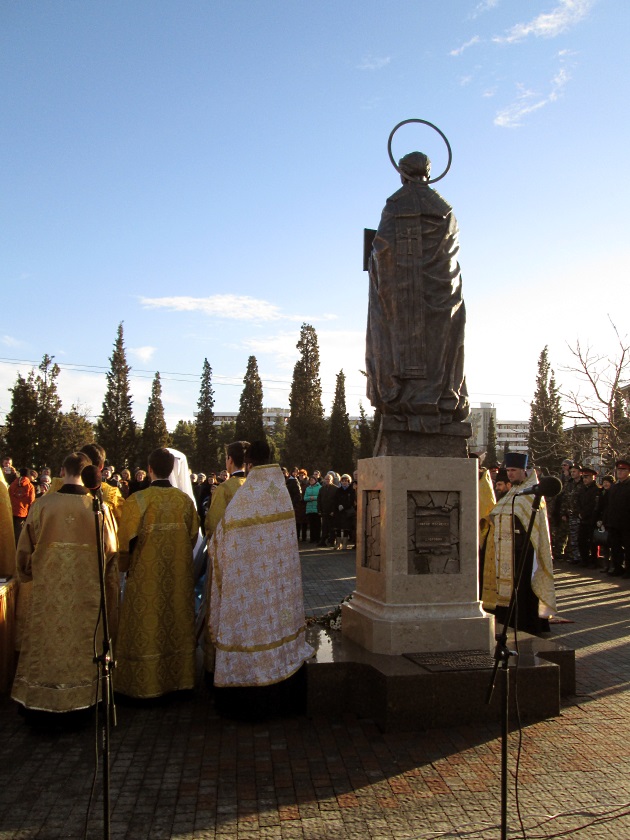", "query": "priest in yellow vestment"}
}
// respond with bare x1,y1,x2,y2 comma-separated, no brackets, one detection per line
115,447,198,698
0,470,15,577
209,441,314,697
202,440,249,673
11,452,119,714
49,442,125,525
481,452,556,635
